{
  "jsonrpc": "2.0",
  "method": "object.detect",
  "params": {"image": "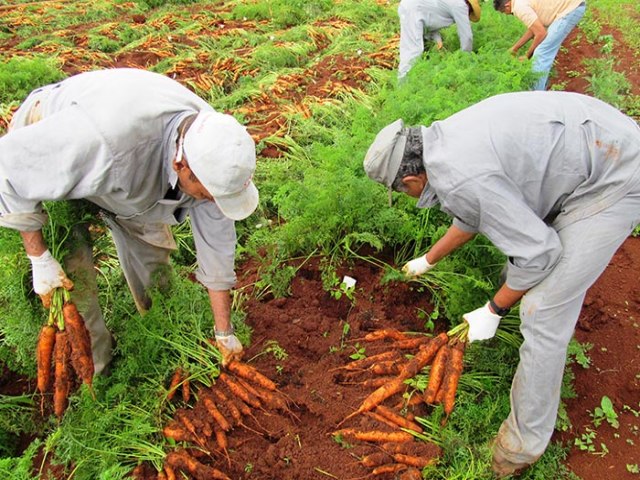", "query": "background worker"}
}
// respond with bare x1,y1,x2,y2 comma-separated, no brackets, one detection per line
494,0,586,90
363,91,640,477
398,0,482,79
0,68,259,372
